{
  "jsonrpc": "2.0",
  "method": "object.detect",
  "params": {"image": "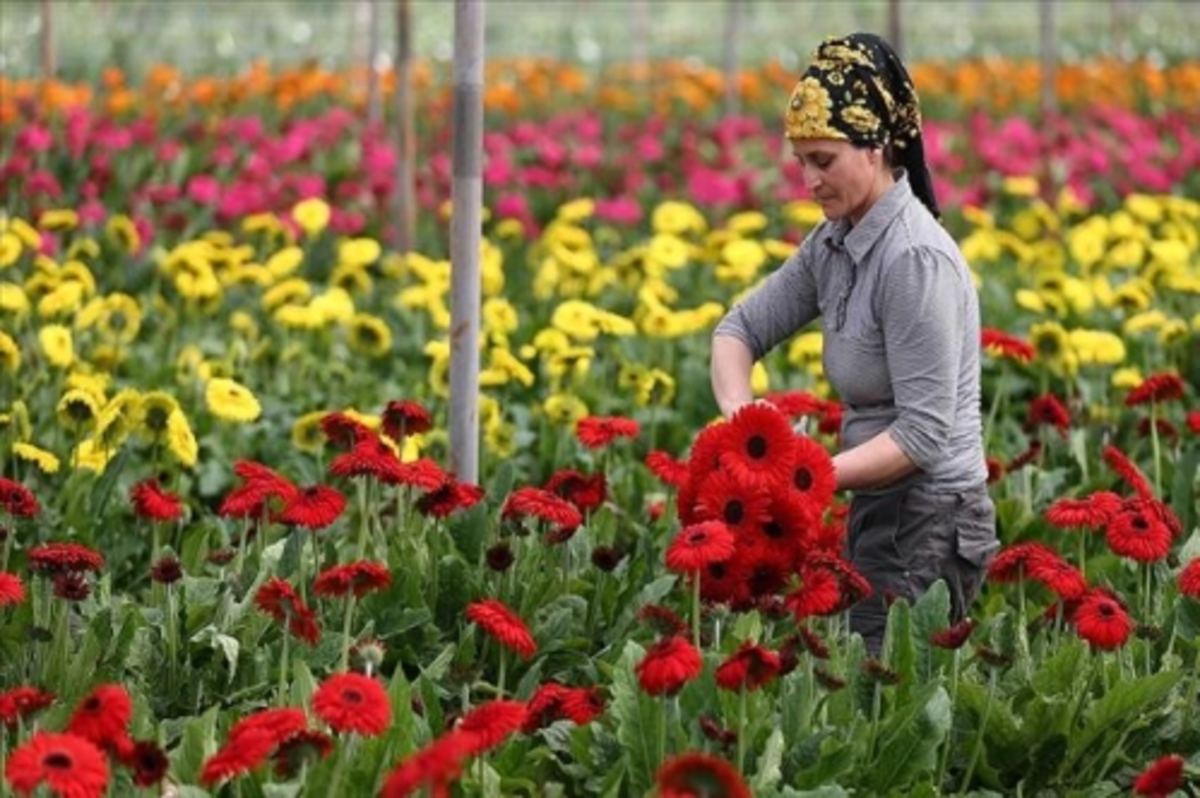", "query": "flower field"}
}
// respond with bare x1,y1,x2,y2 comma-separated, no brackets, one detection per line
1,54,1199,796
